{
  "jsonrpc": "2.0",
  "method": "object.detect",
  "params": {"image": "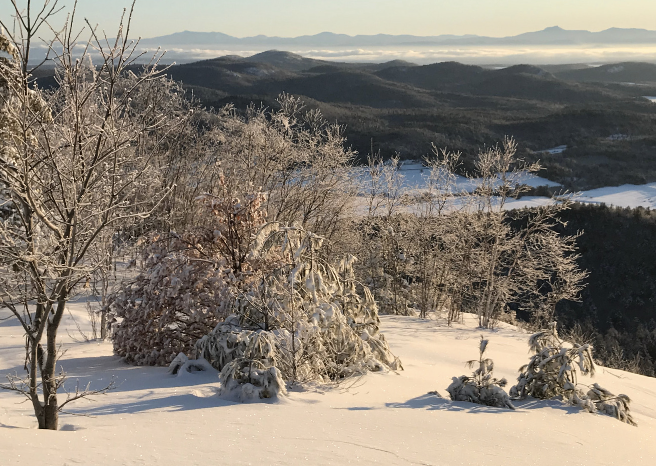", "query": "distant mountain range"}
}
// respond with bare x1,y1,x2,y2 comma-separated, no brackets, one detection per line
139,26,656,48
